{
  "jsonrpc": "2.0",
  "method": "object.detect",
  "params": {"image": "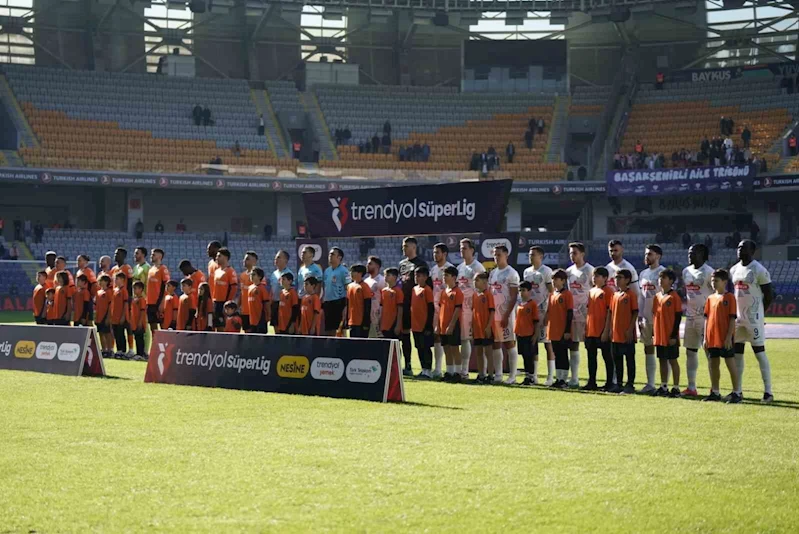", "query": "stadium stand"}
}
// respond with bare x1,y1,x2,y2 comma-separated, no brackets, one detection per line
4,65,295,173
620,78,791,169
569,85,612,116
315,85,567,180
